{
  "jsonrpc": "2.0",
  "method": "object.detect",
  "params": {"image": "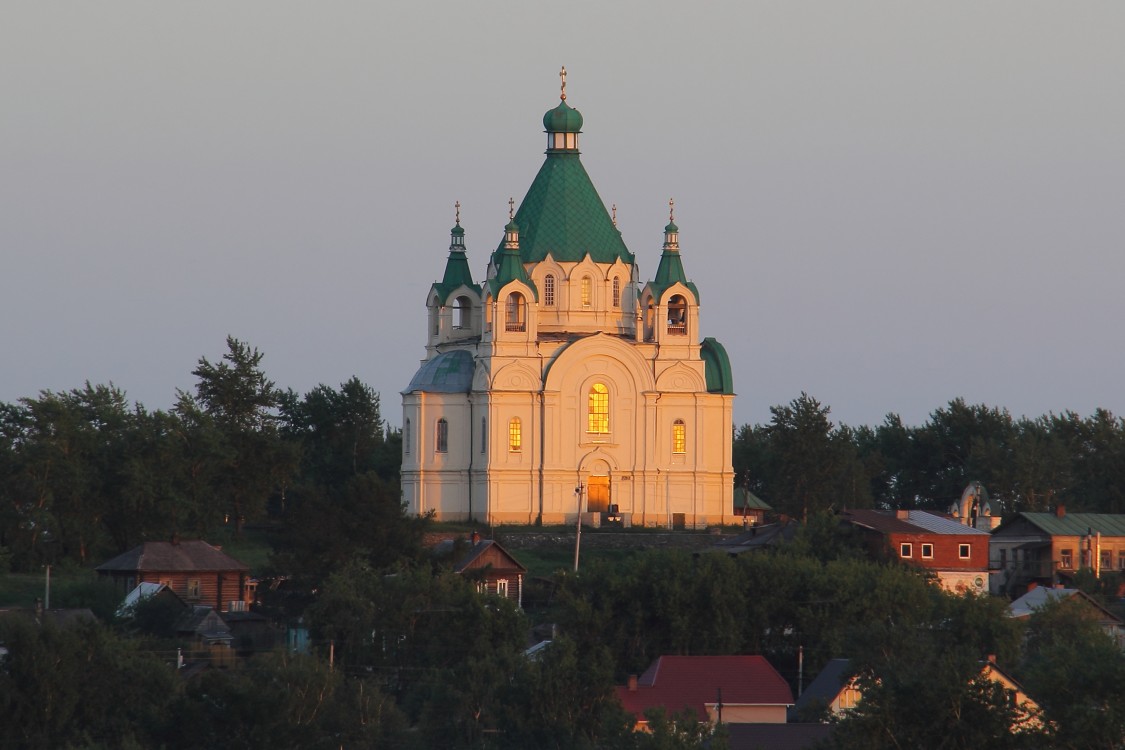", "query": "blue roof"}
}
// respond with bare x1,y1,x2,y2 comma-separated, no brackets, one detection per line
403,350,475,394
